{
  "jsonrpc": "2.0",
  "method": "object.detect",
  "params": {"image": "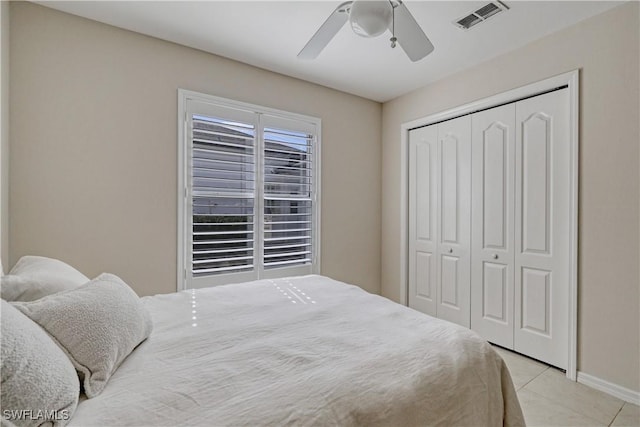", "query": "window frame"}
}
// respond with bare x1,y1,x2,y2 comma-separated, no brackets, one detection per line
177,89,322,291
